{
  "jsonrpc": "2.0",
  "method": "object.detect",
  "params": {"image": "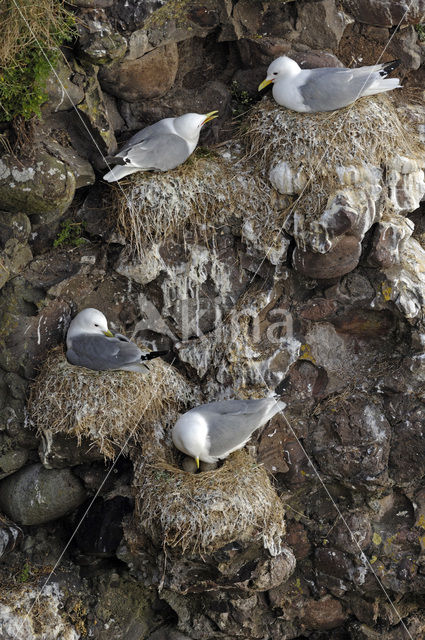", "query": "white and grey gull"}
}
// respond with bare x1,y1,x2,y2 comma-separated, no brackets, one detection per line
258,56,401,113
172,397,286,469
103,111,219,182
66,308,168,373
